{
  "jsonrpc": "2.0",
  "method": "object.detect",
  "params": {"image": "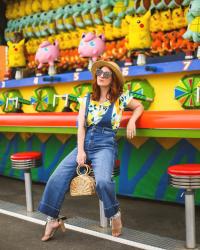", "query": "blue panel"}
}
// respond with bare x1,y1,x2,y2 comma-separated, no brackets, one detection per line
1,59,200,89
174,88,187,98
